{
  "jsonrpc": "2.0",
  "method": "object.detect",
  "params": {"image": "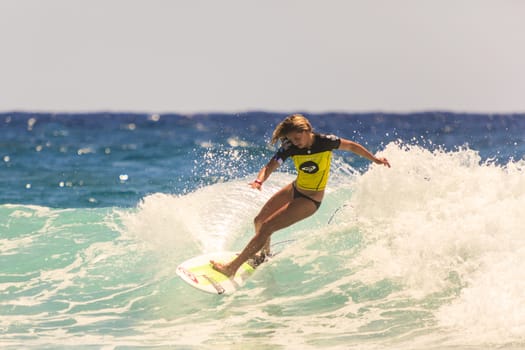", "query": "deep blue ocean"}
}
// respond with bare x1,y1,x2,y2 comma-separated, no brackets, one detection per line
1,111,524,349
